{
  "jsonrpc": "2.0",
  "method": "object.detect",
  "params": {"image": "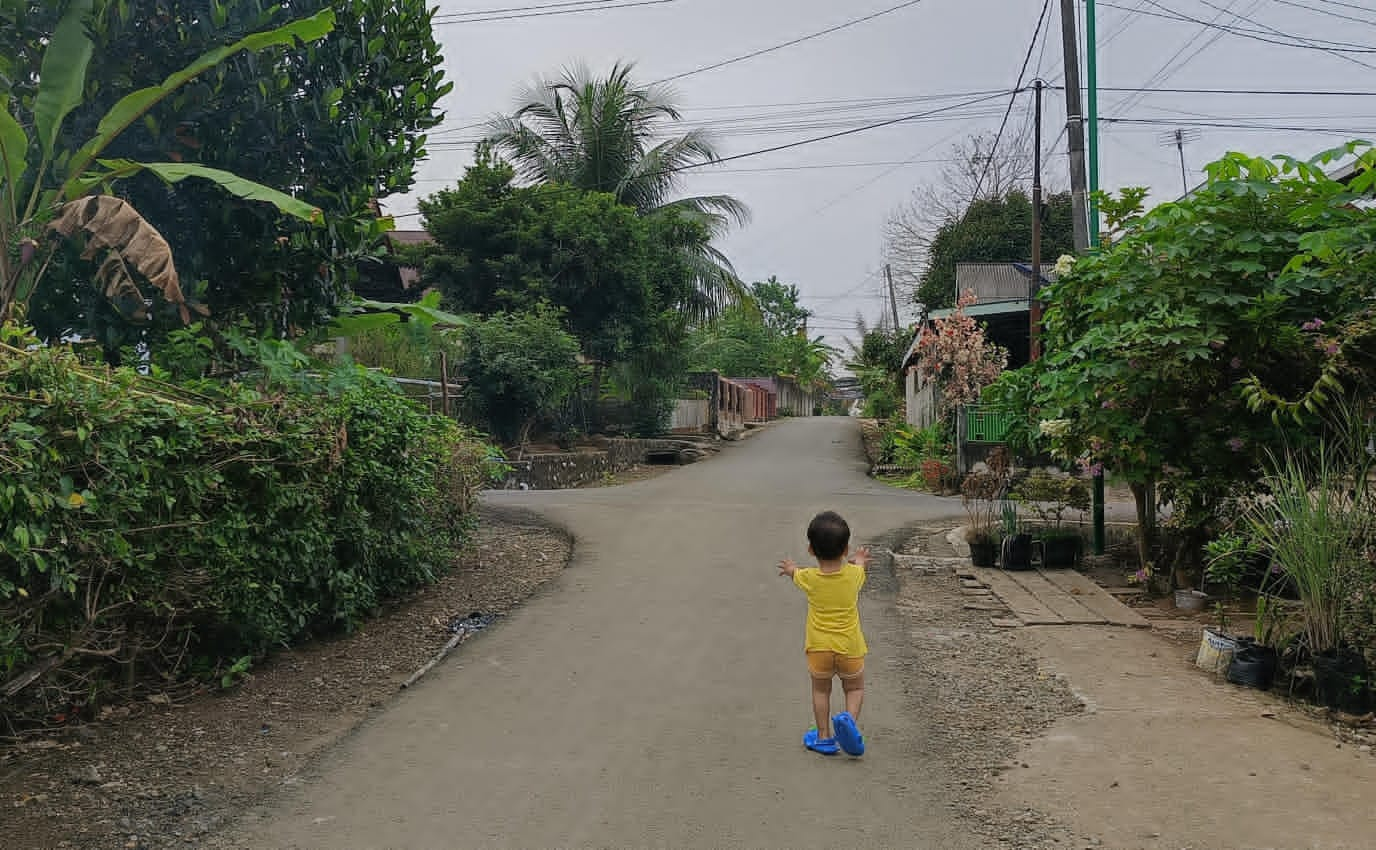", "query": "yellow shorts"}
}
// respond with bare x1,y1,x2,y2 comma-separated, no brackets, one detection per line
806,651,865,680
